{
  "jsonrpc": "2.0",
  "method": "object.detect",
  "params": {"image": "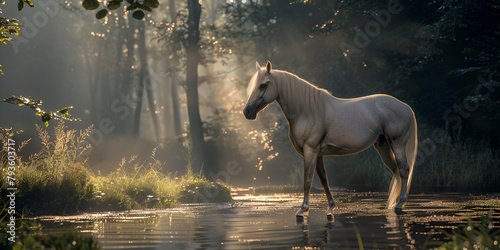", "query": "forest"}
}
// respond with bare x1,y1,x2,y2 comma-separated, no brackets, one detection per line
1,0,500,248
1,0,499,200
